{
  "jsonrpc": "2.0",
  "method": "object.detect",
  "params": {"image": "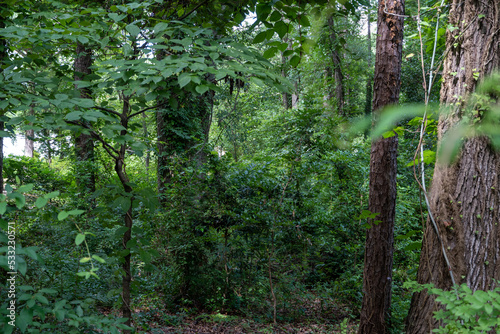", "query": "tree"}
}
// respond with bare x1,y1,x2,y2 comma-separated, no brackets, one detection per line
327,15,345,116
74,42,96,194
364,7,372,116
406,1,500,332
358,0,405,332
